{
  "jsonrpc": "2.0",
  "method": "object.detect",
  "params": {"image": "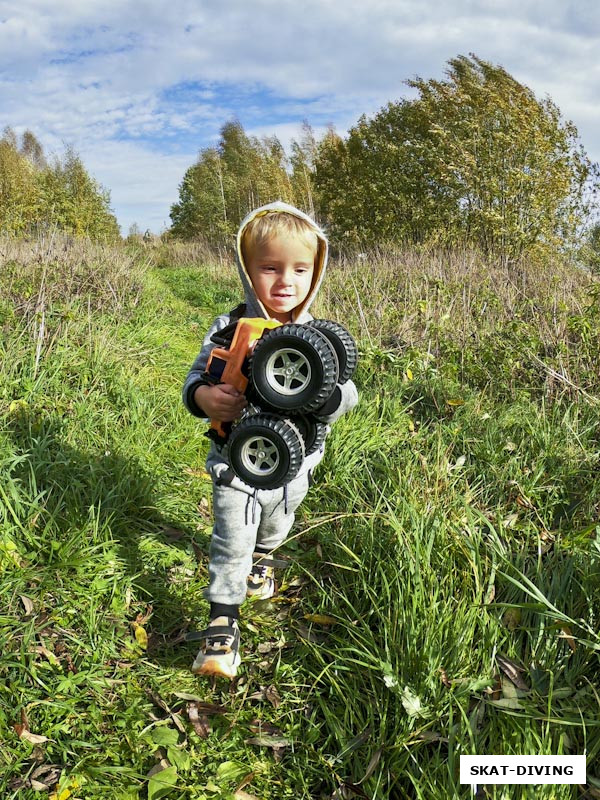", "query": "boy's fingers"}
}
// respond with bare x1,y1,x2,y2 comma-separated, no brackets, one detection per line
219,384,241,397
